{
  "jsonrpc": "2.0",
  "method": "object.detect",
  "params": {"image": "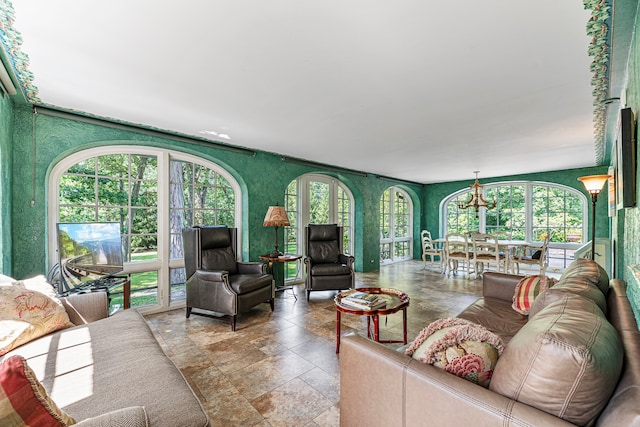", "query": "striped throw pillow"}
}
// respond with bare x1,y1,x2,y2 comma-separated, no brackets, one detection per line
0,355,76,426
512,275,556,315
